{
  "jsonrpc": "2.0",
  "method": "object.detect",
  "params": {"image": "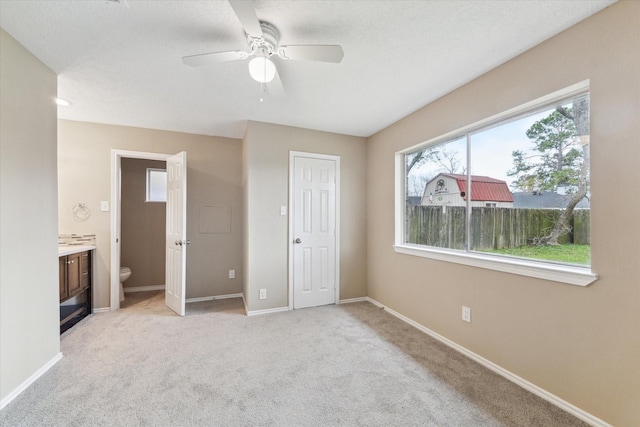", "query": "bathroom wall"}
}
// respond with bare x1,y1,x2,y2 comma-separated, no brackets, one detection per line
120,158,166,290
58,120,243,309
